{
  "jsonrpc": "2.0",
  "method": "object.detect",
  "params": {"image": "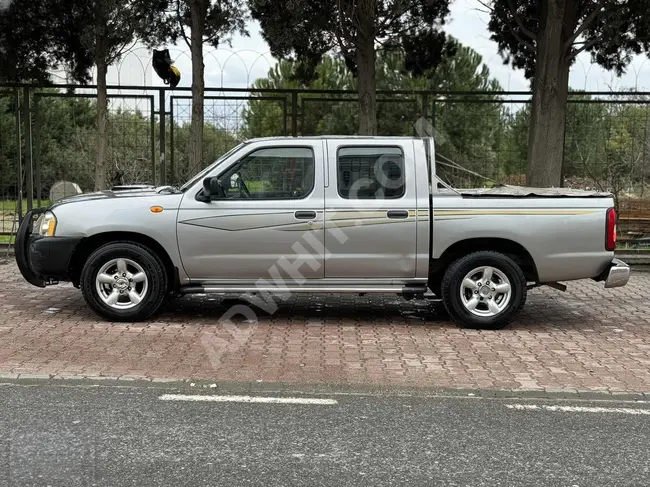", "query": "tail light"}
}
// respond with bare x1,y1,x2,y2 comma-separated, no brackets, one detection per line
606,207,617,251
